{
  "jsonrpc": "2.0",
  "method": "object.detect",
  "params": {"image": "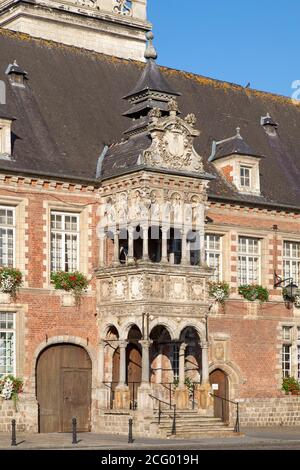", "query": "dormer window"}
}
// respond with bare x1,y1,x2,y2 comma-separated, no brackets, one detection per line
0,117,13,157
209,127,265,196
